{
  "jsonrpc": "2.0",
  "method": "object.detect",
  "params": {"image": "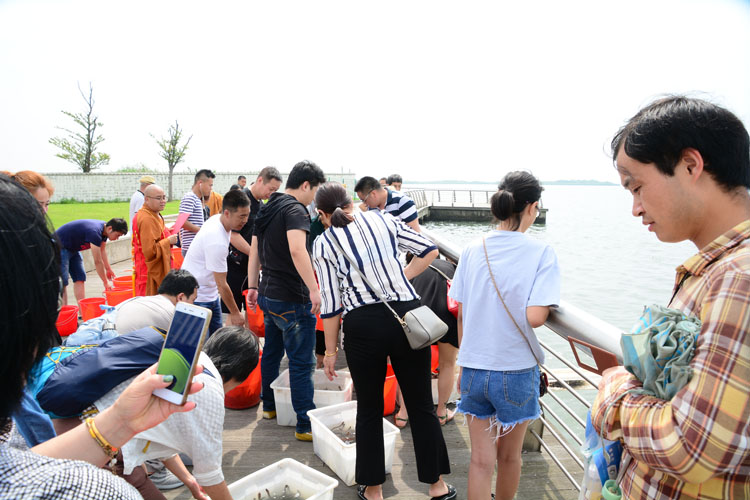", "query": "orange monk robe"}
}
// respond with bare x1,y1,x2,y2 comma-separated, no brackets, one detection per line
207,191,223,217
133,206,172,296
